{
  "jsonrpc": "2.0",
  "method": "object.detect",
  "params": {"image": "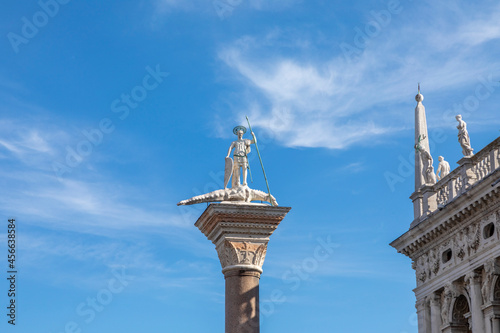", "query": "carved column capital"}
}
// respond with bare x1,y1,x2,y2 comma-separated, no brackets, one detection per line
415,296,429,311
484,258,500,275
444,282,460,297
430,292,441,307
195,203,291,275
216,239,268,275
465,271,482,288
